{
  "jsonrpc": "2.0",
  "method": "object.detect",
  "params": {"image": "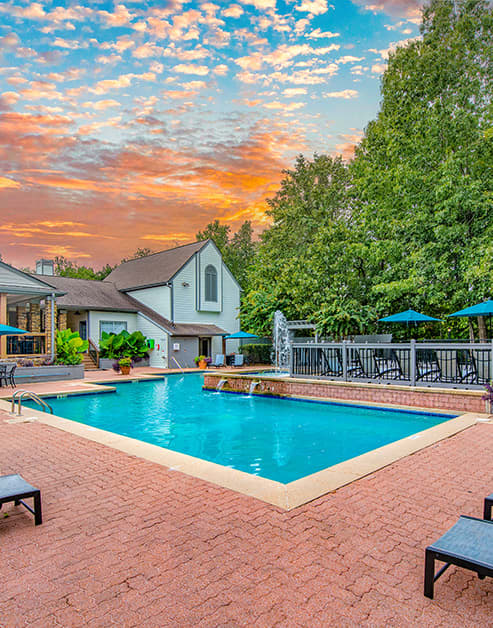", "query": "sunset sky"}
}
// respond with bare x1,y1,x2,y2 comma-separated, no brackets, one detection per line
0,0,421,268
